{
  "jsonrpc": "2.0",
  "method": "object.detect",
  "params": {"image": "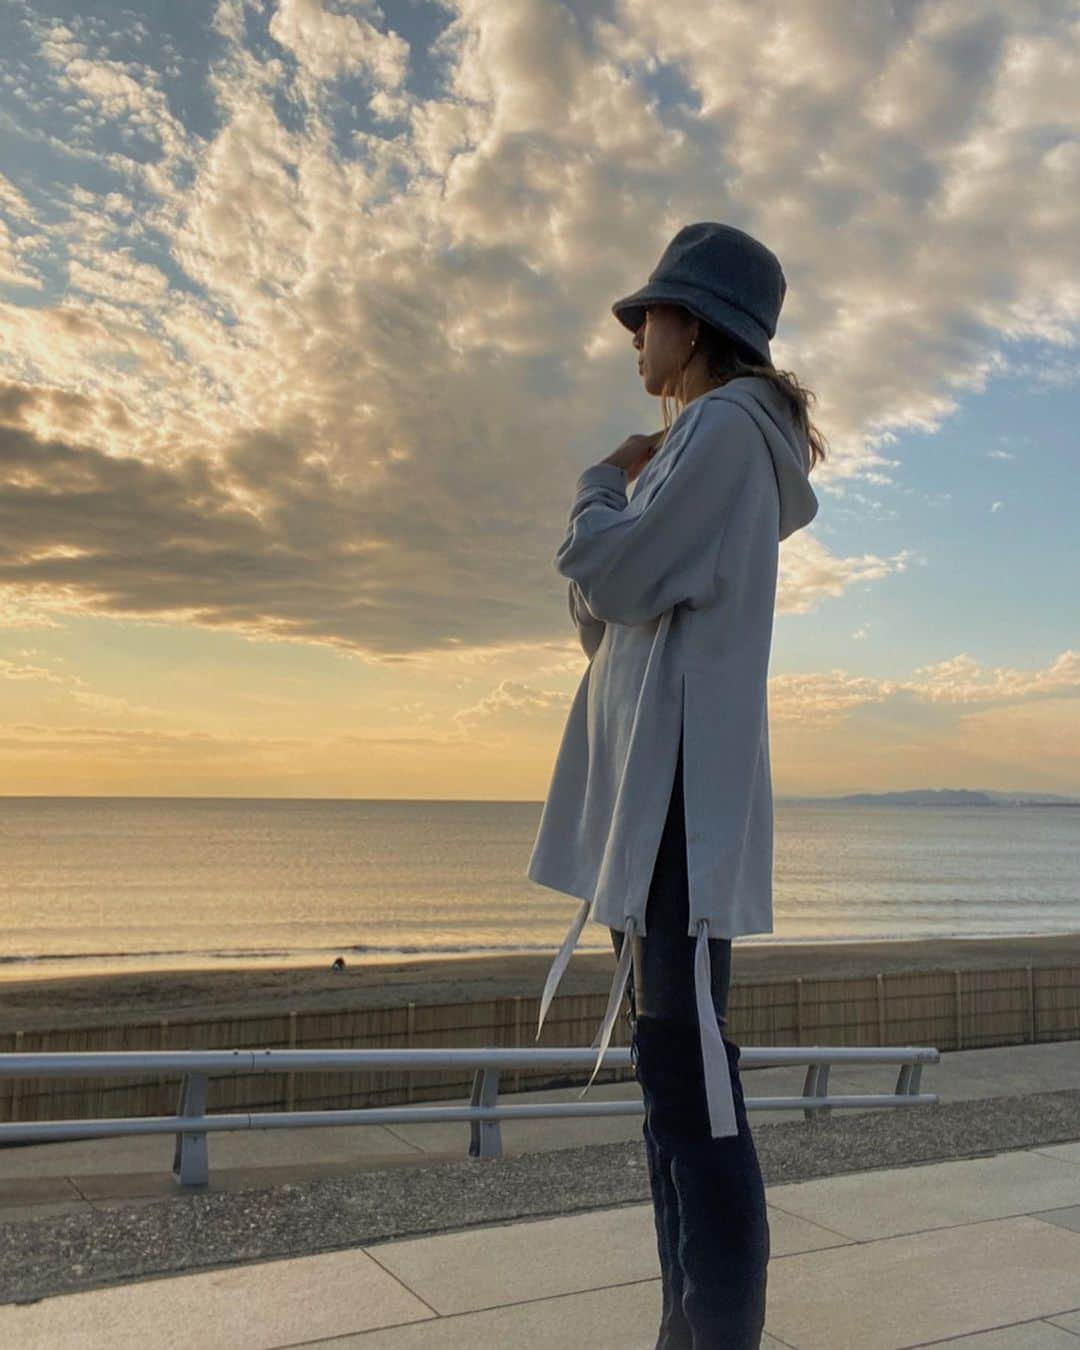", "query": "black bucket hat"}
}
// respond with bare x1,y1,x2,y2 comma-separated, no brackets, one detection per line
611,222,786,369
